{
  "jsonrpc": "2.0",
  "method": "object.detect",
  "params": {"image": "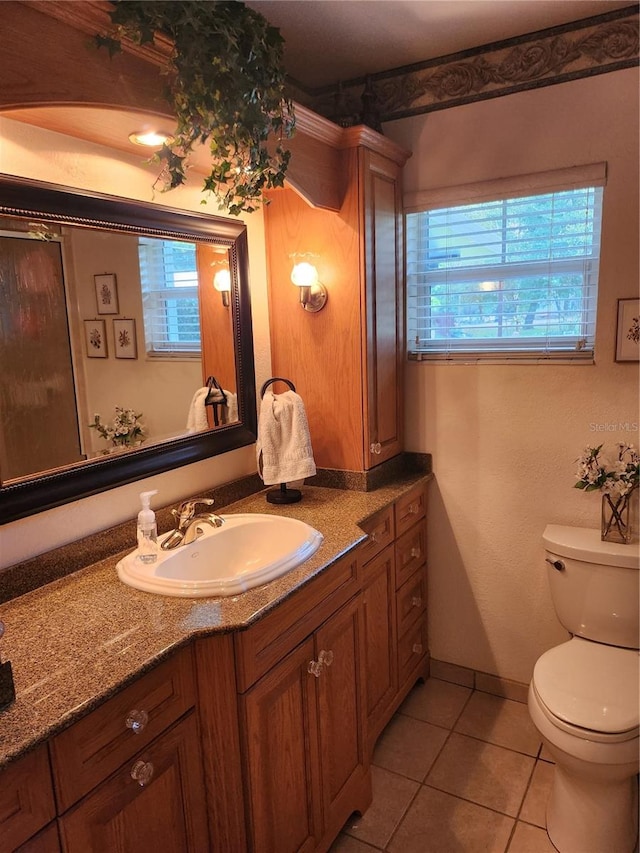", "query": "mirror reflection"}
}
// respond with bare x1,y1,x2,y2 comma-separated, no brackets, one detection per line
0,218,237,483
